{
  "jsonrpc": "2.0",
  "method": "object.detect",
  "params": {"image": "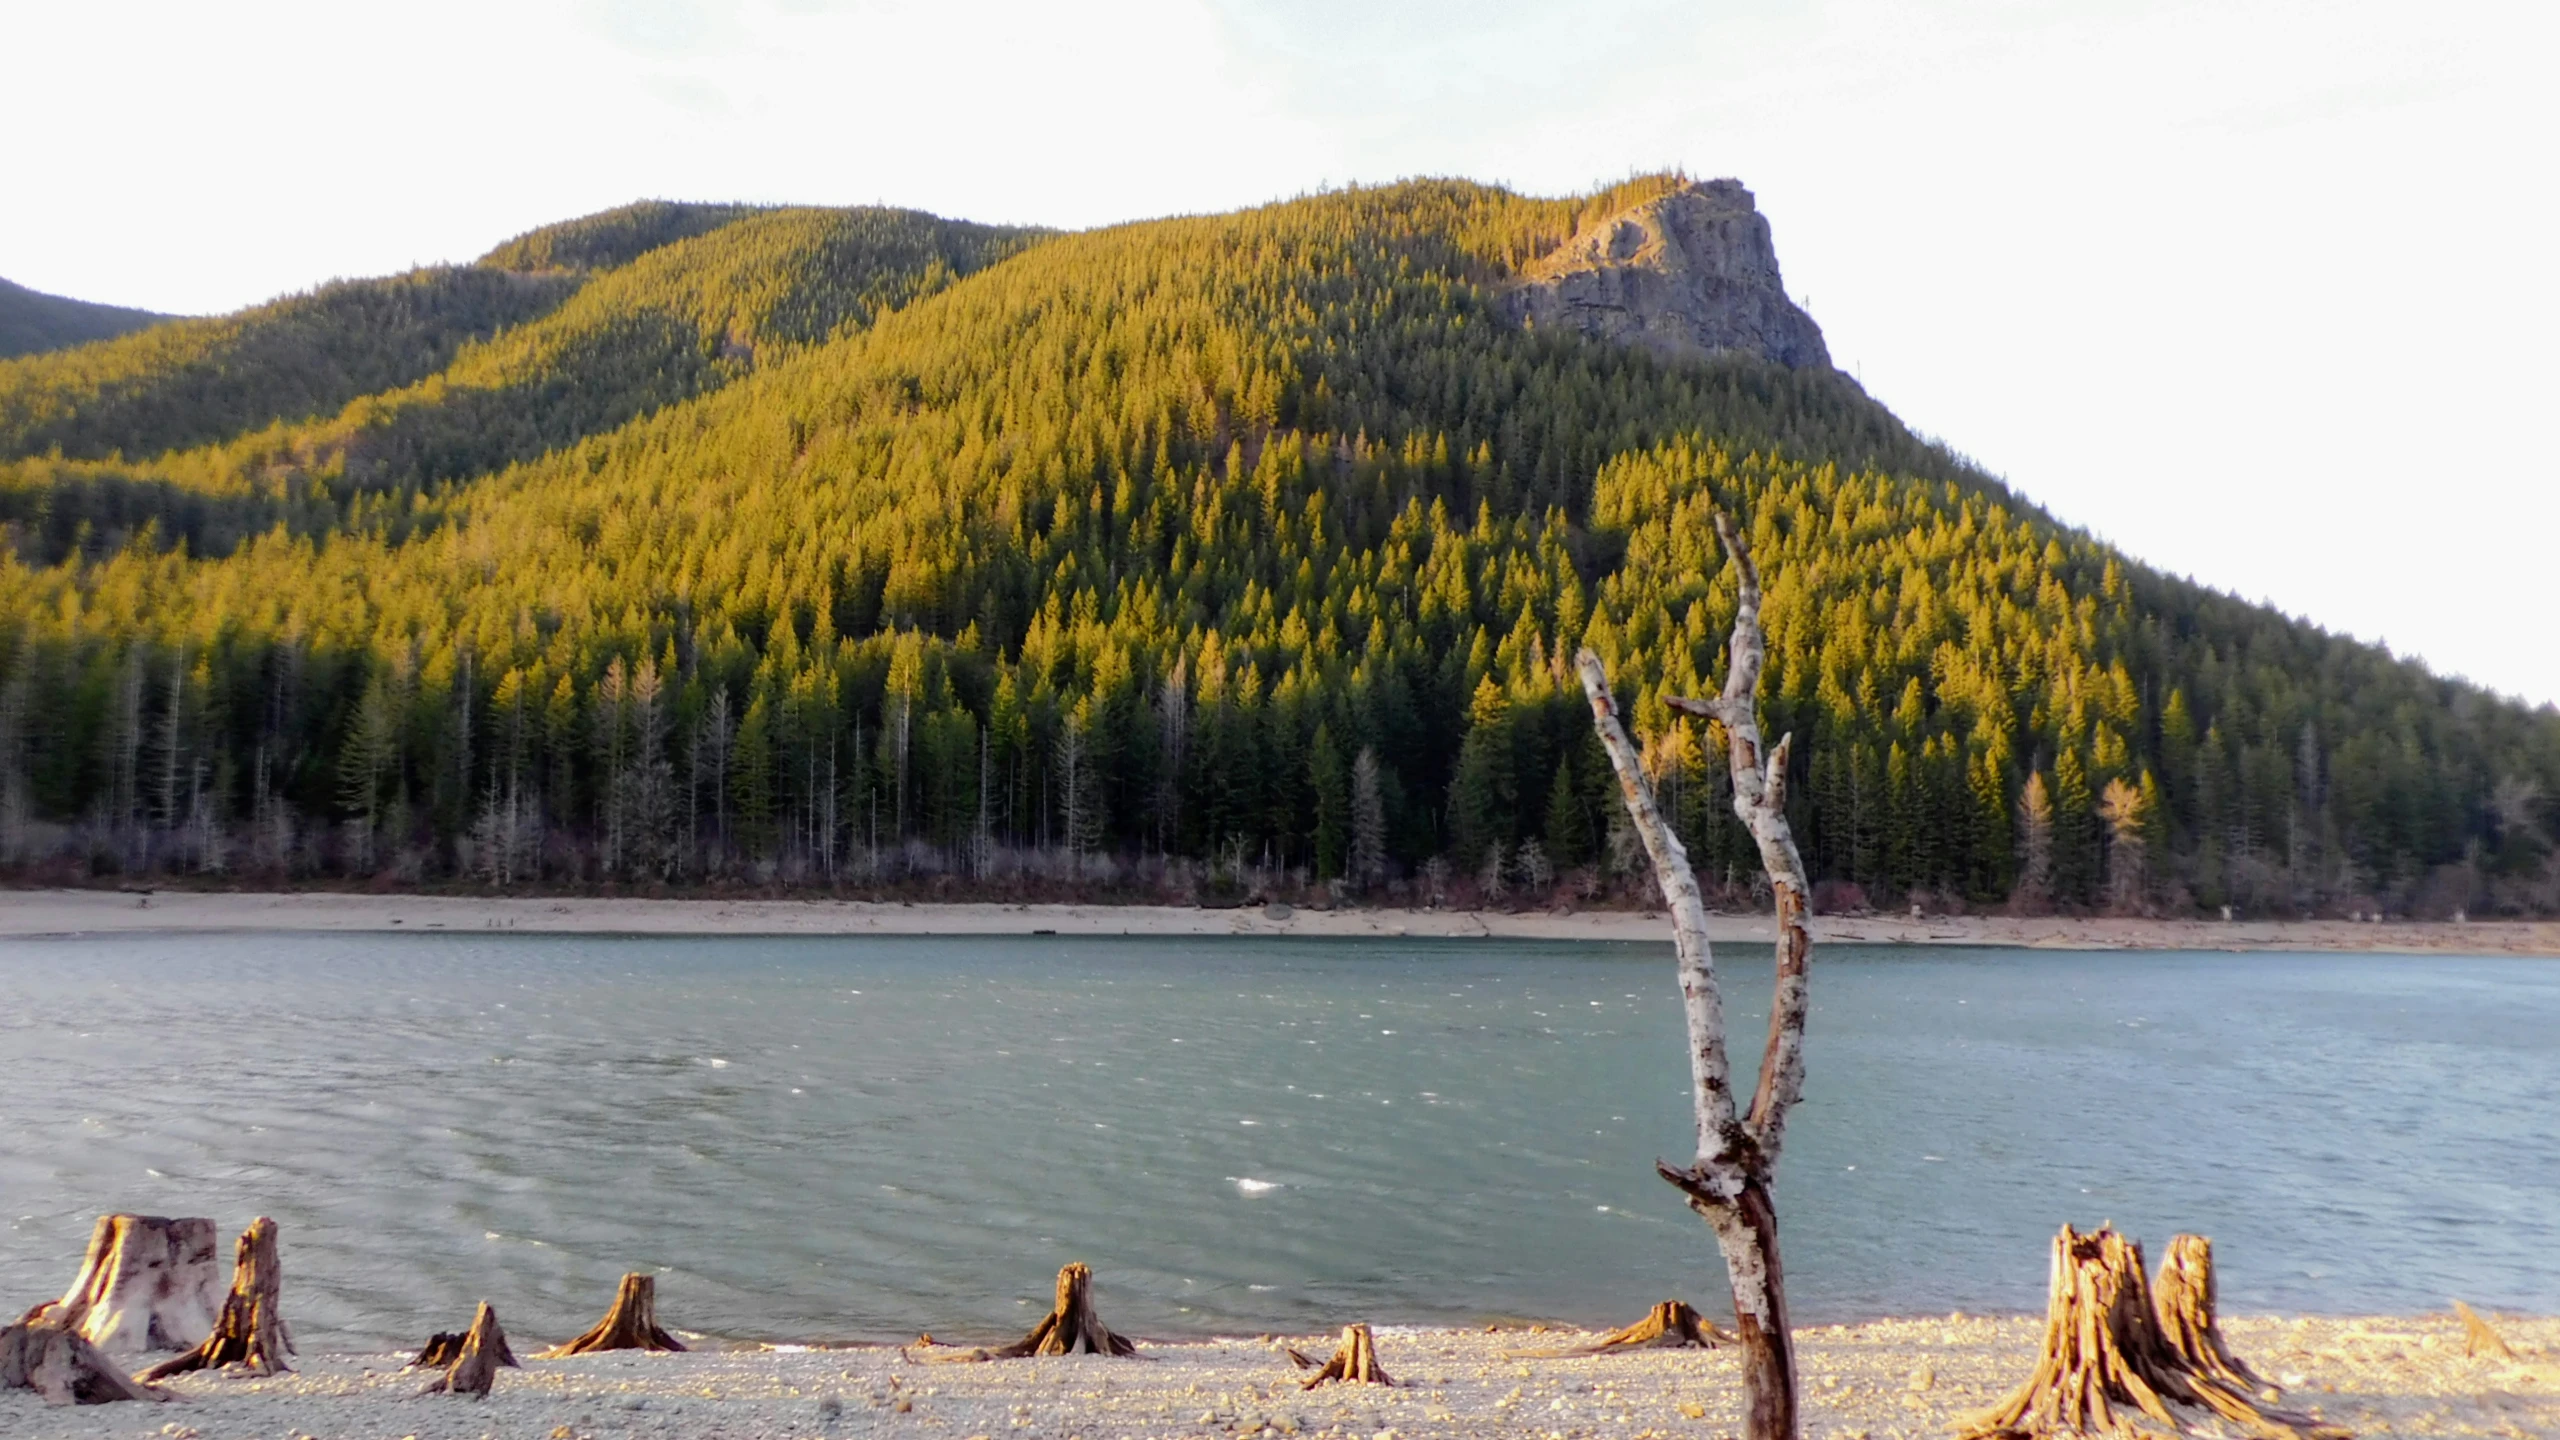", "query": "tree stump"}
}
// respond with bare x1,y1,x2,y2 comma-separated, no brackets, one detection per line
1962,1226,2347,1440
1510,1301,1734,1357
536,1273,685,1357
0,1319,168,1405
417,1302,518,1397
921,1263,1136,1361
1292,1323,1392,1387
19,1214,223,1358
136,1217,293,1380
410,1301,522,1373
2452,1301,2517,1361
2151,1234,2269,1395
